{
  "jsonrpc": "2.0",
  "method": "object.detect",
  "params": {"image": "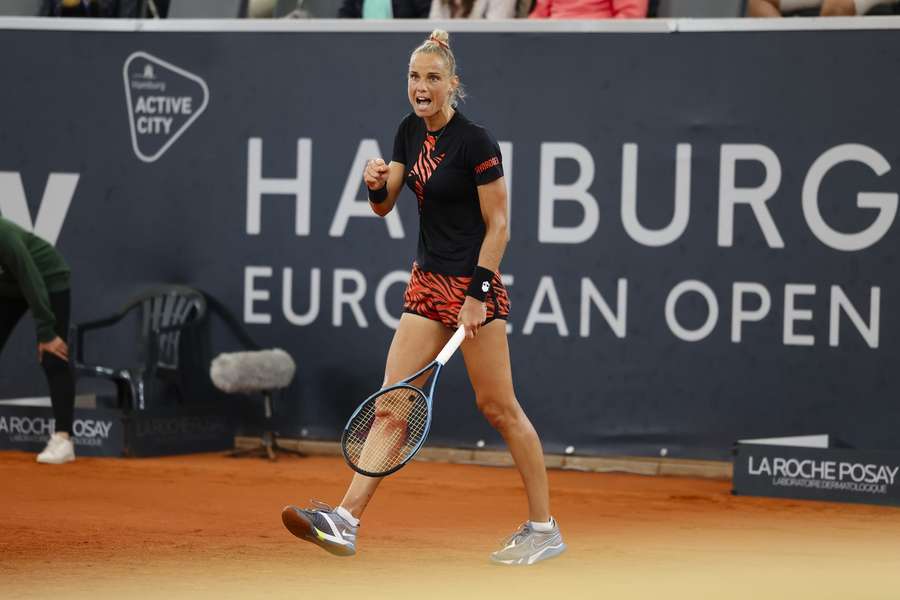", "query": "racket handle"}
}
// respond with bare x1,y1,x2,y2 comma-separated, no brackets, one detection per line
436,326,466,365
